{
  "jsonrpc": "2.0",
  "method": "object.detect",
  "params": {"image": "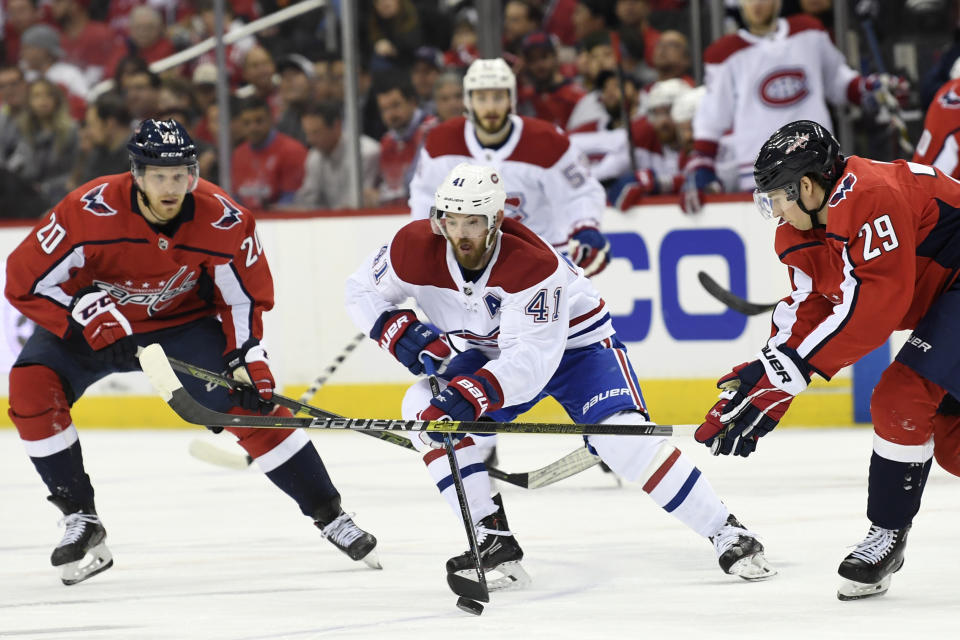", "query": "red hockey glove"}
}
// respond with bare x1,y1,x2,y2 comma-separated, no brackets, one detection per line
680,152,722,214
419,374,501,422
225,341,275,412
567,227,611,277
372,309,450,374
694,346,809,457
69,287,136,365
